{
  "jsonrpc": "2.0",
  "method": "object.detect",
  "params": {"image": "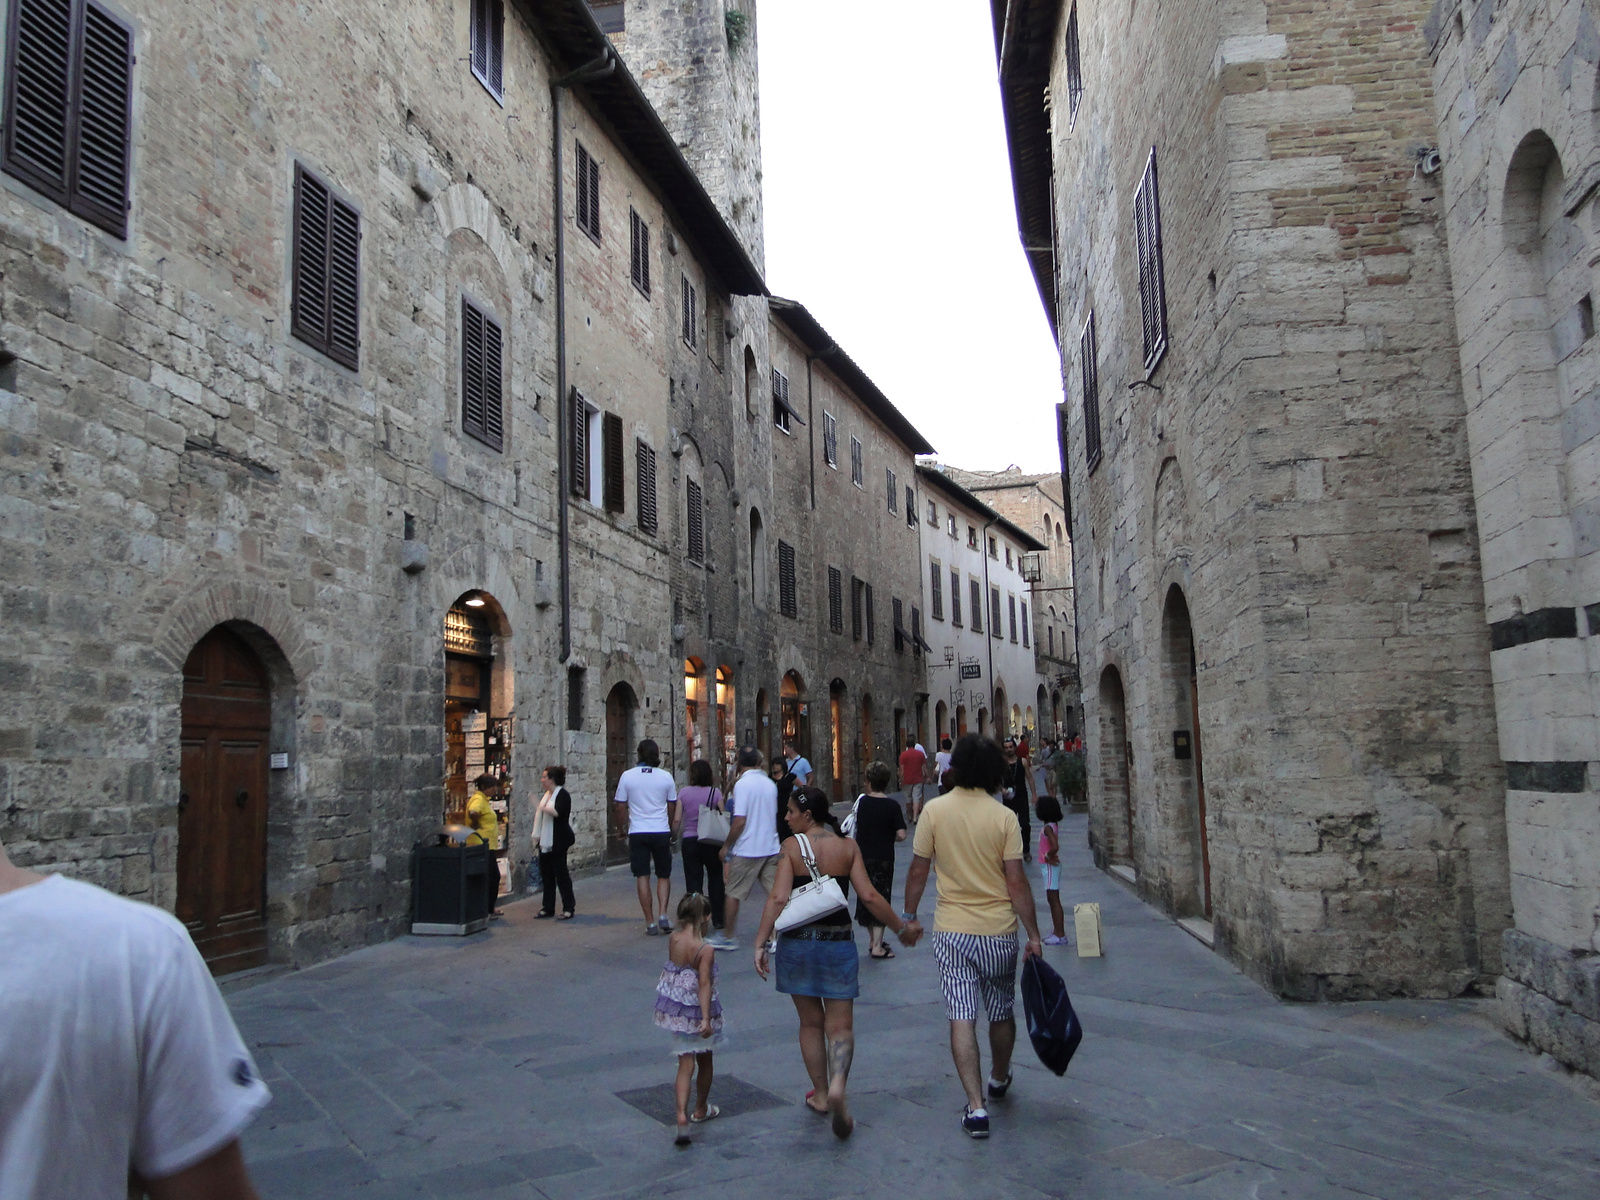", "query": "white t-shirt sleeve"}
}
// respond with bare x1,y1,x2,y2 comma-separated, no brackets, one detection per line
613,771,631,806
132,929,271,1180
